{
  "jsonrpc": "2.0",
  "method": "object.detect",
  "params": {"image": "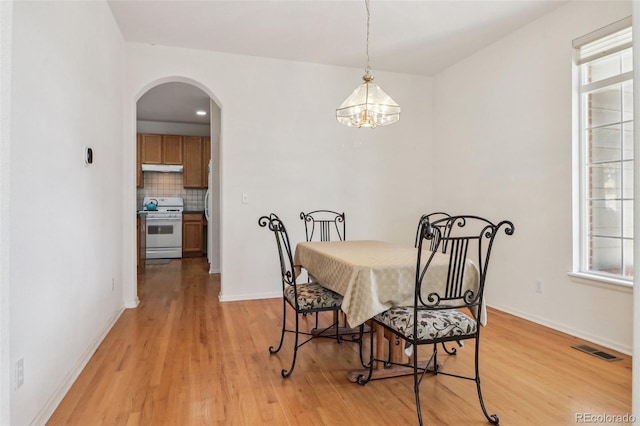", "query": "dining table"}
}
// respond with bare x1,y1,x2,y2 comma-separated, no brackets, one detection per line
293,240,484,382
